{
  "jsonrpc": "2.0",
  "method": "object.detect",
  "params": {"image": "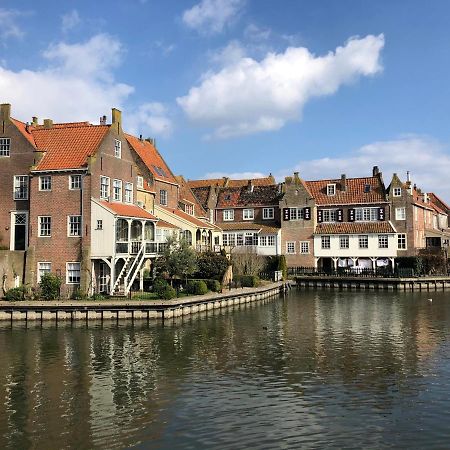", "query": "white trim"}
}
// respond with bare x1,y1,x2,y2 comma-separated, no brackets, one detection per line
39,175,52,191
69,174,82,190
300,241,310,254
243,208,254,220
38,215,52,237
66,262,81,284
37,262,52,283
67,215,82,237
263,207,274,220
286,241,296,254
13,175,29,200
10,211,28,250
